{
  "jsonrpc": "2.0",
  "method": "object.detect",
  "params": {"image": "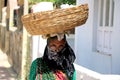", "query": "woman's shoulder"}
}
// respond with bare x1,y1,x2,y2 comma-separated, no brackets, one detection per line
31,57,43,66
32,57,42,62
